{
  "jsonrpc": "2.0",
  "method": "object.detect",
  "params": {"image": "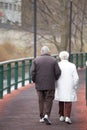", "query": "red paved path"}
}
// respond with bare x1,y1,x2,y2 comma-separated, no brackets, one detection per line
0,69,87,130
